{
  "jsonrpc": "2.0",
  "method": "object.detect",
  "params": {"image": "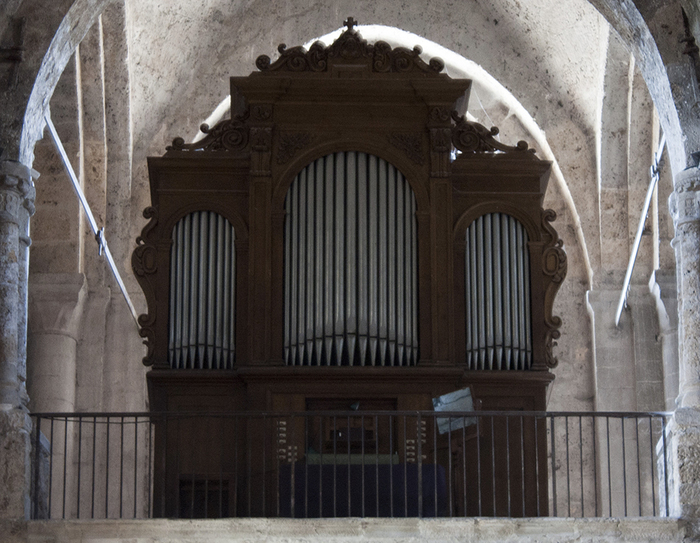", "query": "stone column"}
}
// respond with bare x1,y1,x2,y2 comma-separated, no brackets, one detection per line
668,165,700,522
27,273,86,413
0,159,36,520
669,166,700,409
